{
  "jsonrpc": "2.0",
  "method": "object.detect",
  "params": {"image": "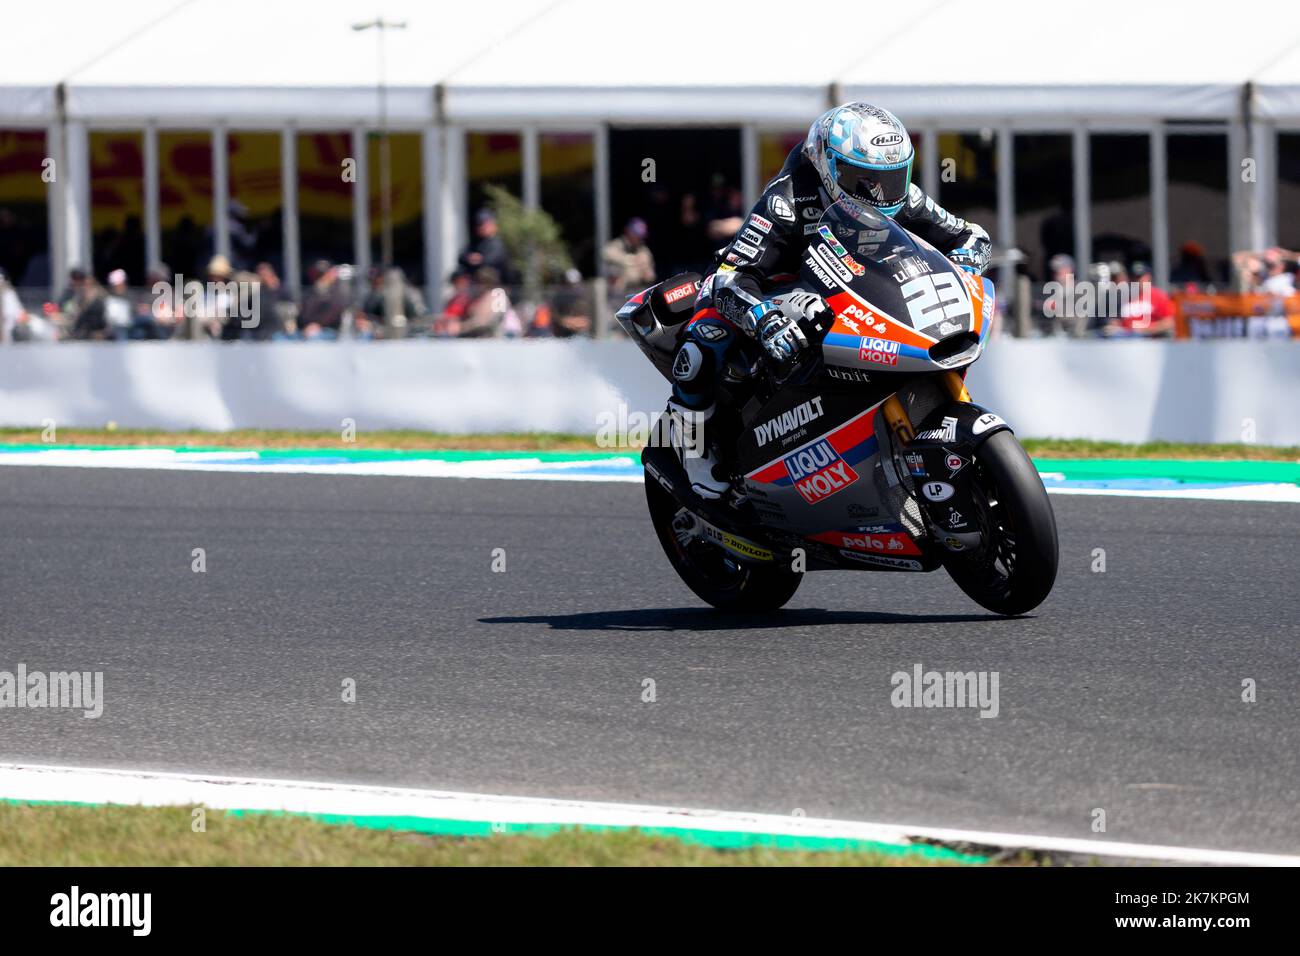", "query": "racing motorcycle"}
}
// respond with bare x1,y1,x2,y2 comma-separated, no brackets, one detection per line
617,200,1058,616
